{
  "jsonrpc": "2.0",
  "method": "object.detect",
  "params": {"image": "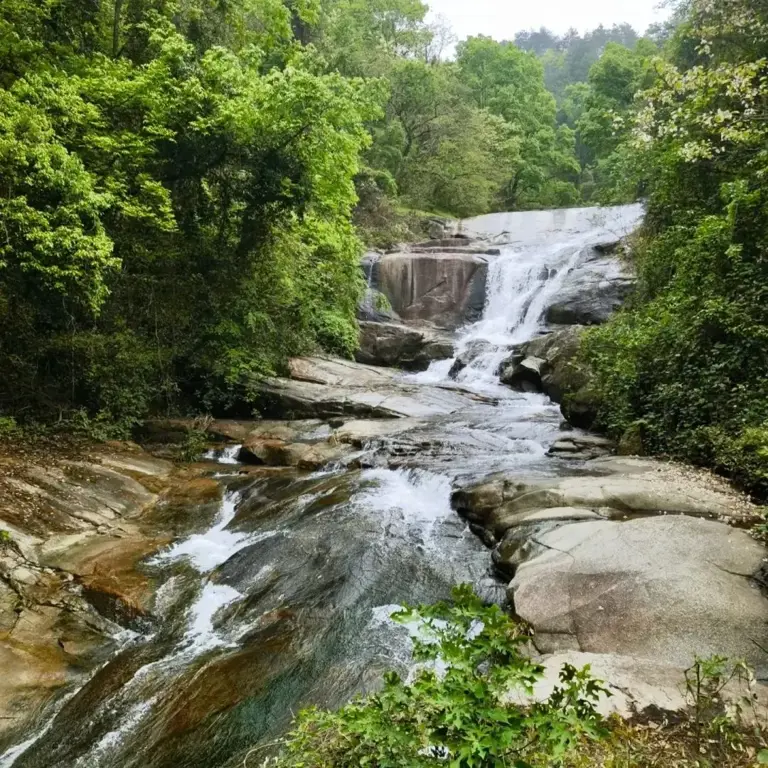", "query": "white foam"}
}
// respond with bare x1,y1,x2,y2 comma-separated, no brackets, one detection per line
183,582,243,651
355,469,453,544
203,445,242,465
152,492,254,572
